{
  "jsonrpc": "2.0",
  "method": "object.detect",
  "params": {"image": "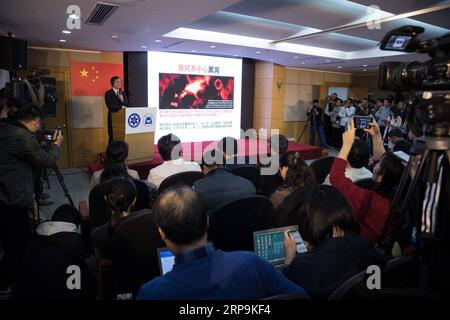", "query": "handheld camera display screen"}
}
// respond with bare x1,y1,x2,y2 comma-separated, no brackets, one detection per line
384,35,412,51
354,116,371,129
